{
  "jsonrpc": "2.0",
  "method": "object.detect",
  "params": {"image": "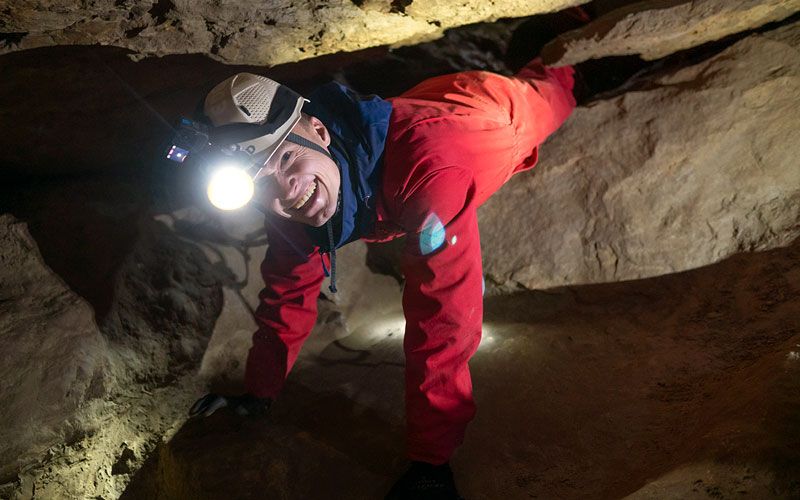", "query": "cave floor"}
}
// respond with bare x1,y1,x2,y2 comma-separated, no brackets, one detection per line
122,239,800,499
